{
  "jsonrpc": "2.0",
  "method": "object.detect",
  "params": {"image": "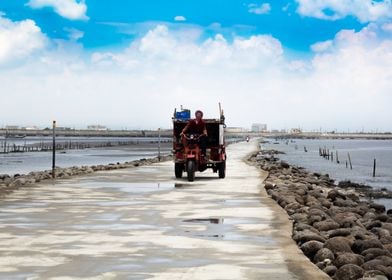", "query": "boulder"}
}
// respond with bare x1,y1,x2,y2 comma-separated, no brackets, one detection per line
324,236,353,254
328,228,352,238
369,203,386,214
362,270,387,280
334,197,358,208
334,264,364,280
327,189,346,201
334,253,364,268
313,219,340,231
300,240,324,259
362,259,387,271
293,230,326,244
362,248,391,262
323,265,337,277
314,248,335,263
352,239,384,254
